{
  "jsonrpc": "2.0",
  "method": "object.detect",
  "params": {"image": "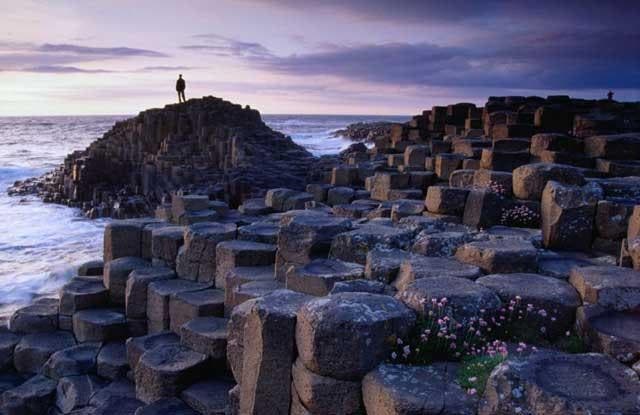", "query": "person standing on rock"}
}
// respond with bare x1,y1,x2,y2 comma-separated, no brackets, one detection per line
176,74,186,103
